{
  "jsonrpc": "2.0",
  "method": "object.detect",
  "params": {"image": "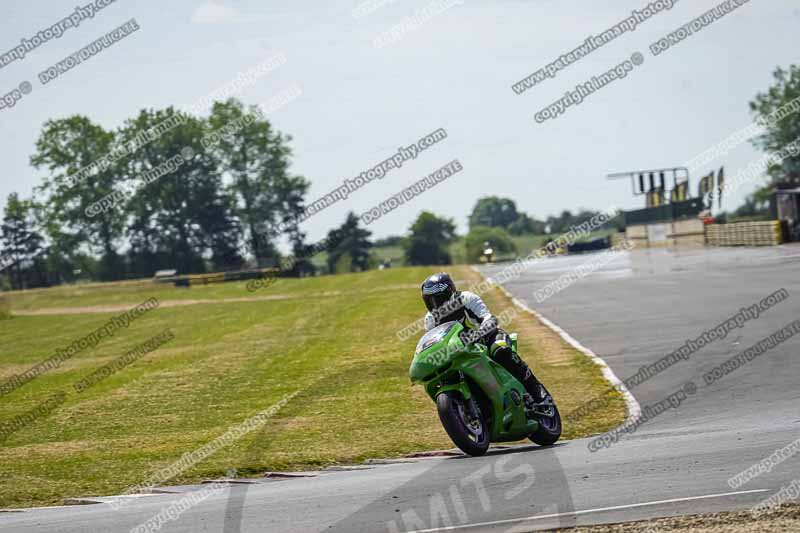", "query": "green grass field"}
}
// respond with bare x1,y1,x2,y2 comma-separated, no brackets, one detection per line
0,266,625,508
